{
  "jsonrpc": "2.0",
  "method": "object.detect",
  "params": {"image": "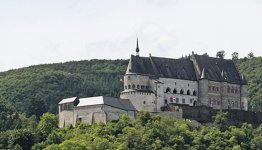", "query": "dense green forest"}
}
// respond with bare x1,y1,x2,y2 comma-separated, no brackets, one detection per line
235,57,262,111
0,59,128,117
1,55,262,149
1,111,262,149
